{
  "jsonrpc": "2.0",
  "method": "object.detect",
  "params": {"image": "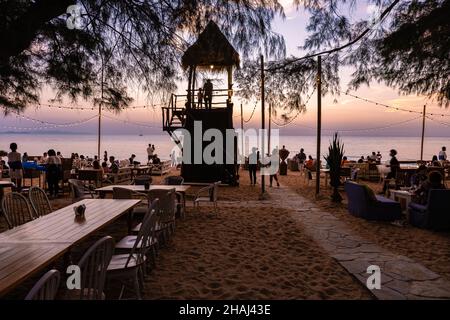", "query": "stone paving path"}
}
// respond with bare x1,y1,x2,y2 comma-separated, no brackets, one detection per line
220,185,450,300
